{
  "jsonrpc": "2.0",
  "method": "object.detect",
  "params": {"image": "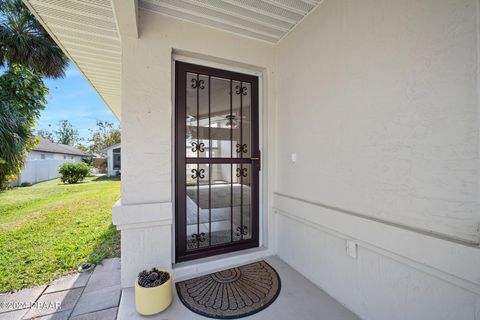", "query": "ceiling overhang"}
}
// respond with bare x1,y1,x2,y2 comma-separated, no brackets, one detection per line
139,0,323,43
23,0,122,119
23,0,322,121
